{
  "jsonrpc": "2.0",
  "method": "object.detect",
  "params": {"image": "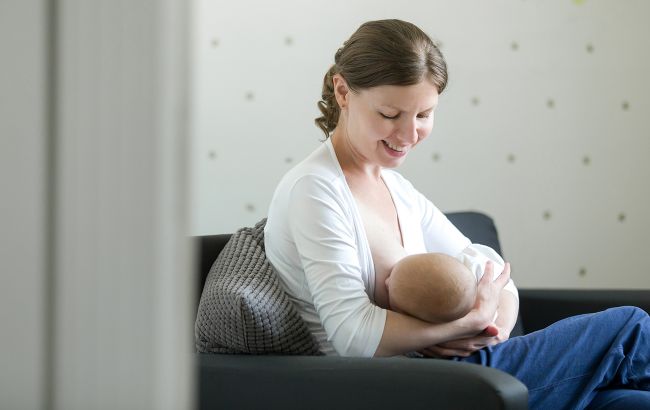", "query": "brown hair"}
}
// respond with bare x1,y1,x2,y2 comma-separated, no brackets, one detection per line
315,19,448,138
